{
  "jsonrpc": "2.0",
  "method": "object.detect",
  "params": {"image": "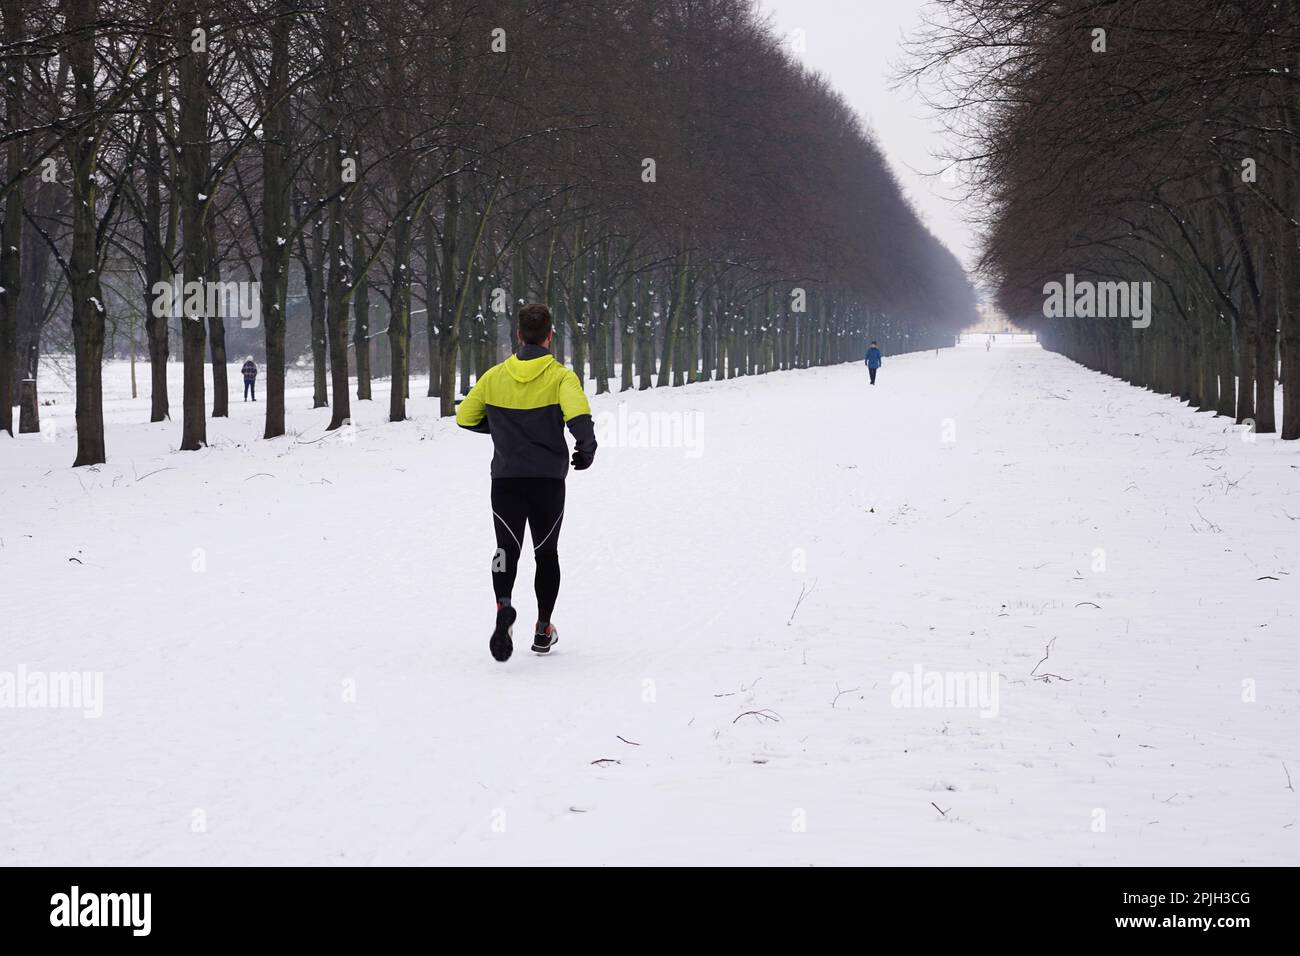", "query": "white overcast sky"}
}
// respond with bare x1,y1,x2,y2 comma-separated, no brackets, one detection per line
758,0,979,276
